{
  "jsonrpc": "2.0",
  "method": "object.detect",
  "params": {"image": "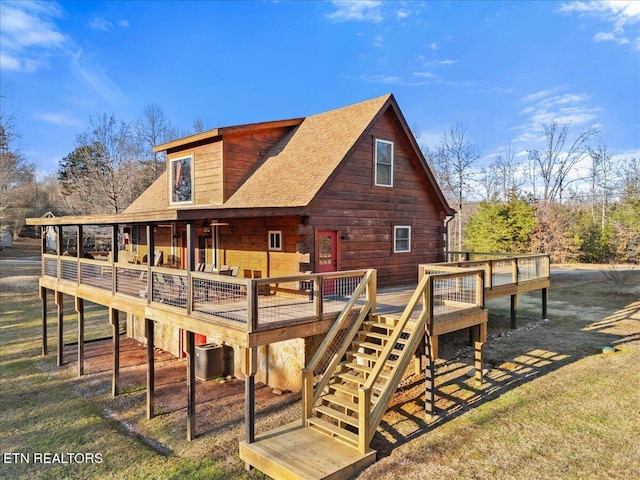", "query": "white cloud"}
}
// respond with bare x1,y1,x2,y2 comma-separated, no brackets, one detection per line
118,19,130,28
70,49,125,104
412,71,438,79
0,1,67,72
35,112,81,127
425,58,459,66
89,16,112,31
513,87,602,145
428,42,438,50
559,0,640,49
396,9,409,20
326,1,383,23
